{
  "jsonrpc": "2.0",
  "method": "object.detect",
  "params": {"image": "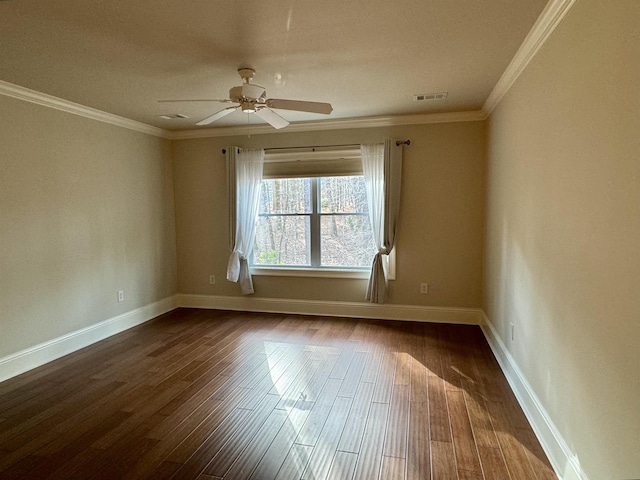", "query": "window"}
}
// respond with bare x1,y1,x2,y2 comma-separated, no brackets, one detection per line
250,148,381,274
253,175,376,269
